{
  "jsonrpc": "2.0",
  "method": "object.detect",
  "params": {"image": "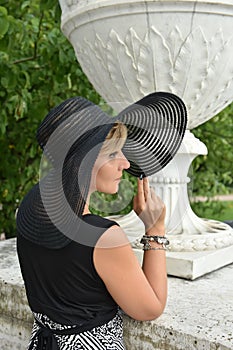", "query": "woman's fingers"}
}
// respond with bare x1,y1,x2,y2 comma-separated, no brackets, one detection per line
133,177,148,215
133,178,166,230
137,177,151,202
137,177,150,203
136,177,145,202
143,177,149,201
133,179,143,214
